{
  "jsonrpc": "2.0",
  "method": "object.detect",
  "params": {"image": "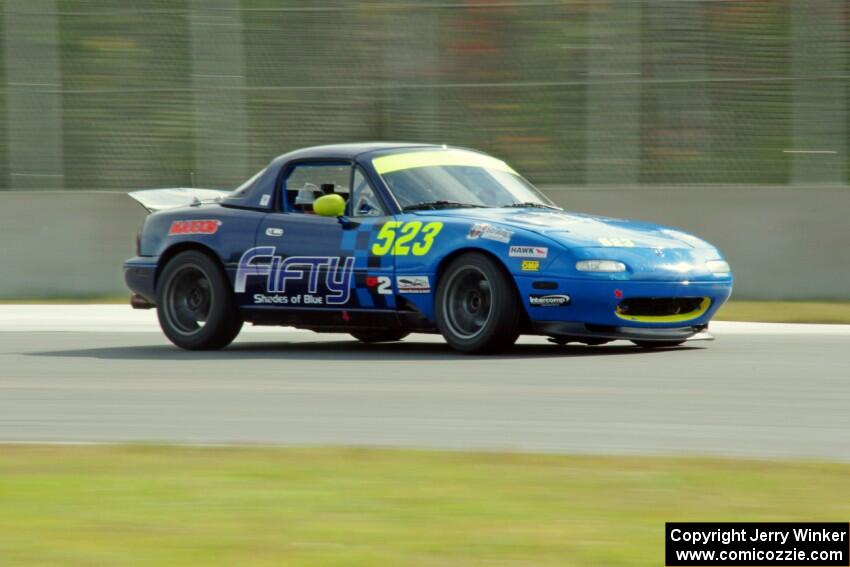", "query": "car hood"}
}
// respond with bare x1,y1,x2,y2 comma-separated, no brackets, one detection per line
416,208,716,250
